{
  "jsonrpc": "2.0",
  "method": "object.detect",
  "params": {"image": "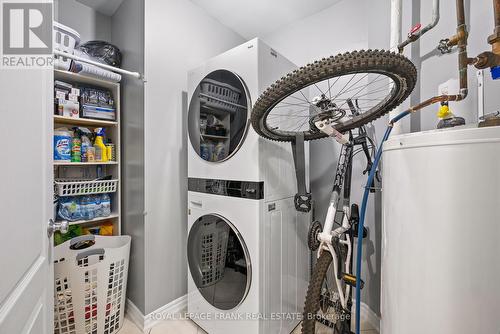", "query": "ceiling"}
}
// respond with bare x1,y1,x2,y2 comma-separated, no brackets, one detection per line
76,0,124,16
189,0,341,38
